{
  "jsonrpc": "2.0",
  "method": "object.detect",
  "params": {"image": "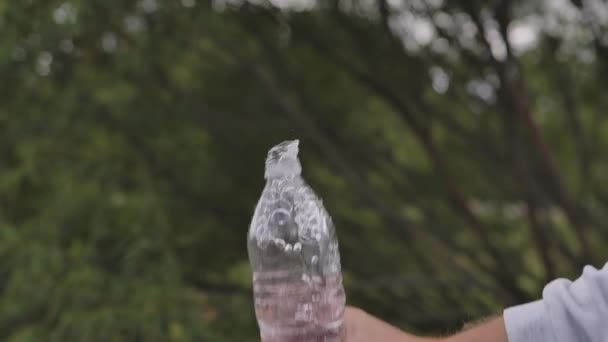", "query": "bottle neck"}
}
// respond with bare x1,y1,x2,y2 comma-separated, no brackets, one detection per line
264,160,302,179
